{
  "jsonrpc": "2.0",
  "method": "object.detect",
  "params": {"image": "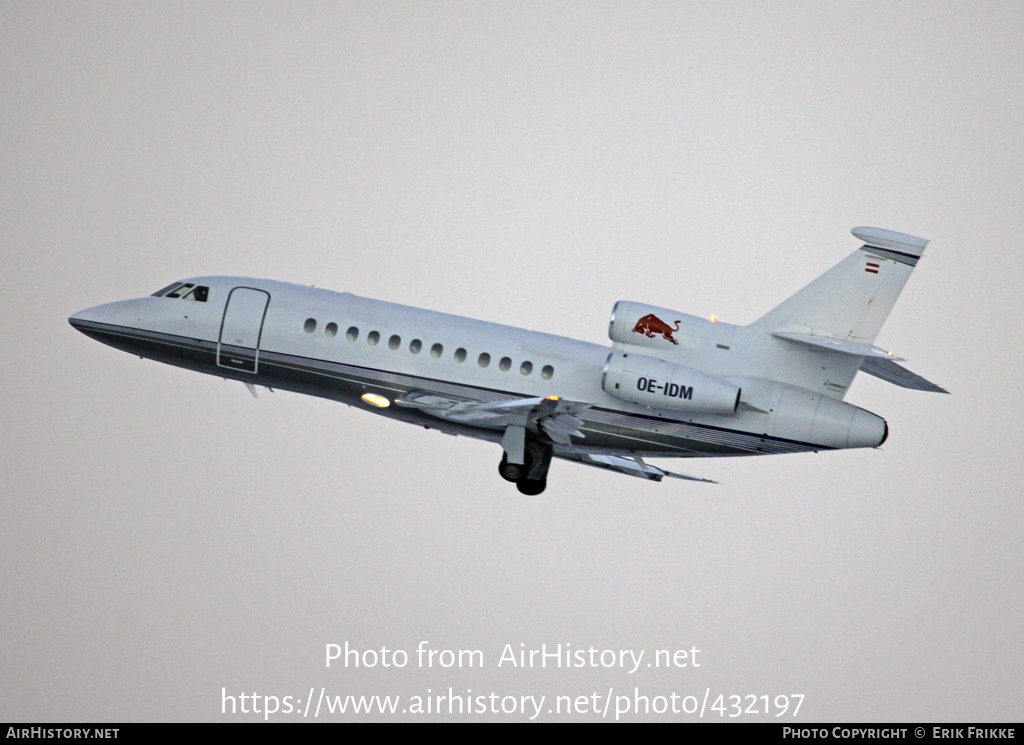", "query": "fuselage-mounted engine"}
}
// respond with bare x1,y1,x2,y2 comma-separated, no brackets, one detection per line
601,350,740,414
